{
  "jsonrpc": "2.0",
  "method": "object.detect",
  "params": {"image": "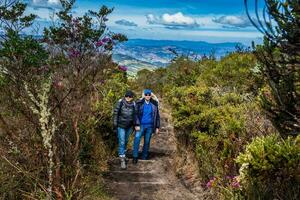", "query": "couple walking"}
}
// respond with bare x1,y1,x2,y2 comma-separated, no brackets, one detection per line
113,89,160,169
